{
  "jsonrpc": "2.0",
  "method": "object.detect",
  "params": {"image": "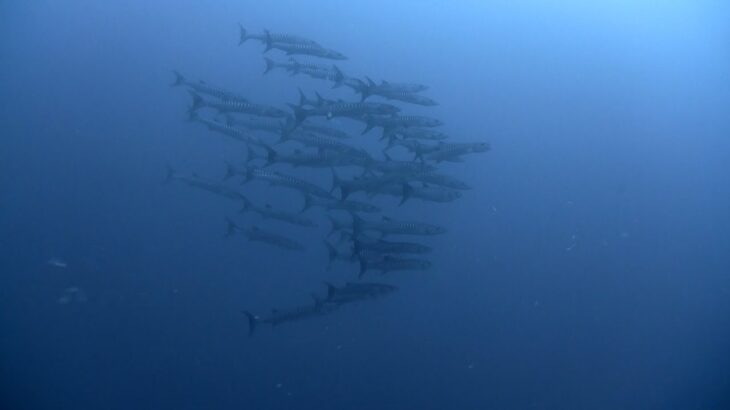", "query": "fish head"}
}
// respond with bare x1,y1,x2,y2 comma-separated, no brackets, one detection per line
472,142,491,153
327,50,348,60
425,225,447,235
382,104,400,115
365,204,381,213
420,163,438,172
